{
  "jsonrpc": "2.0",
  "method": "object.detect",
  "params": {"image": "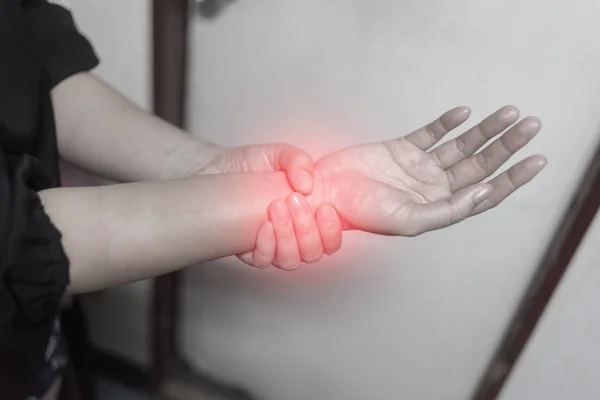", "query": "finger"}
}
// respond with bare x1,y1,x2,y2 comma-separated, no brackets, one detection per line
237,222,276,267
401,183,492,236
287,193,324,263
269,199,301,270
431,105,520,168
472,155,547,216
252,222,277,267
403,106,471,150
447,116,541,191
316,204,343,255
269,144,315,195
